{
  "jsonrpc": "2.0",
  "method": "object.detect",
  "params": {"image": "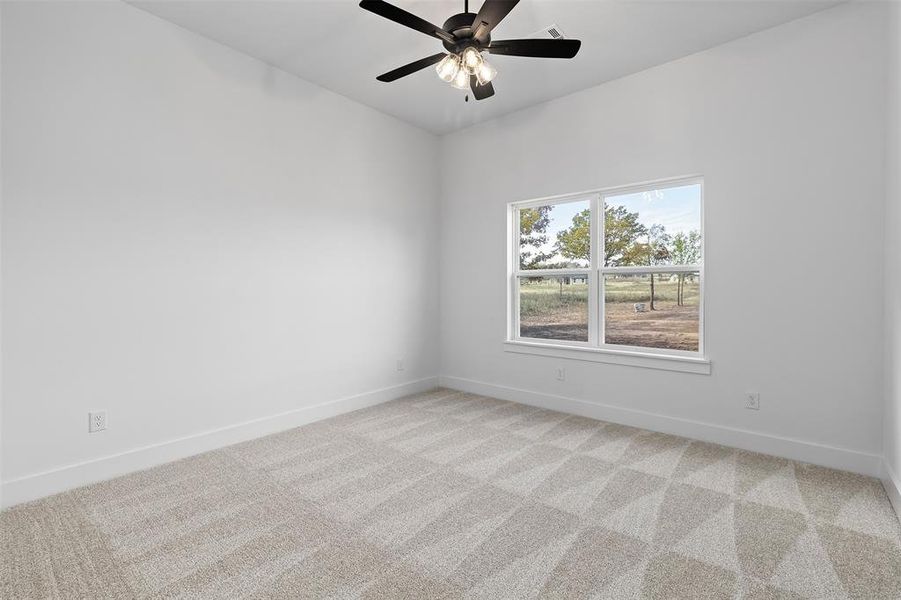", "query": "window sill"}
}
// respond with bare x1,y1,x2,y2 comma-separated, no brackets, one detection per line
503,340,711,375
